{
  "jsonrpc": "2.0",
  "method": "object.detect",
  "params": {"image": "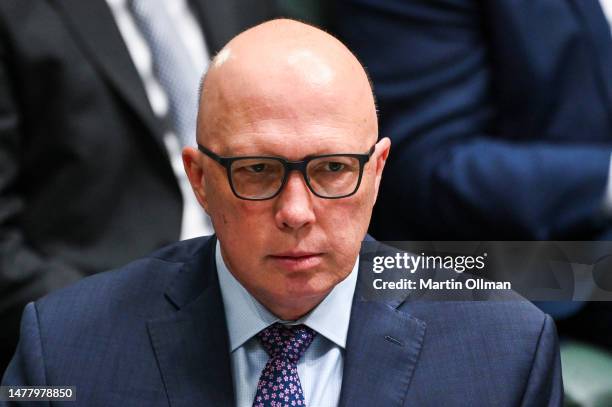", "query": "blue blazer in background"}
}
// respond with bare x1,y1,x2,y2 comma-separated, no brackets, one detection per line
335,0,612,240
2,236,562,406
